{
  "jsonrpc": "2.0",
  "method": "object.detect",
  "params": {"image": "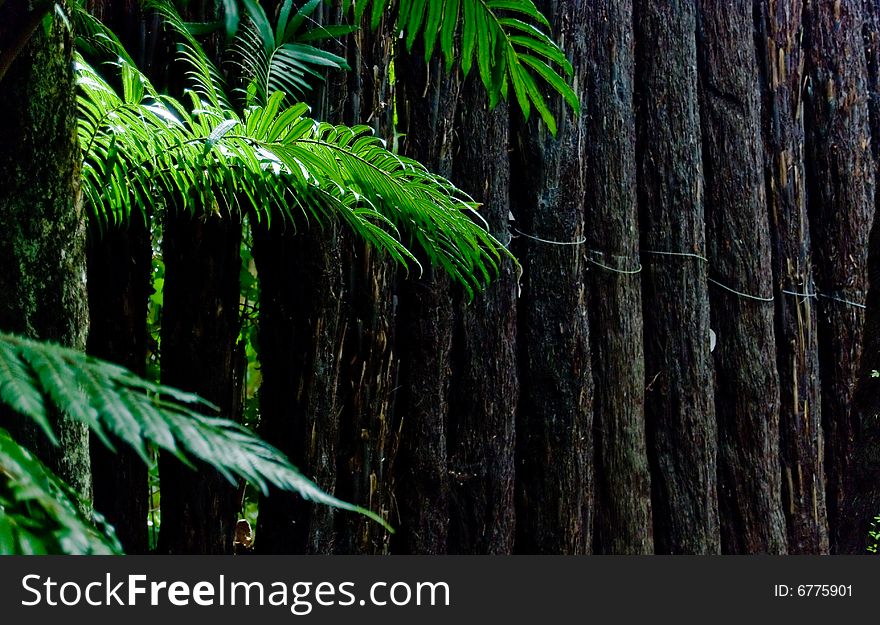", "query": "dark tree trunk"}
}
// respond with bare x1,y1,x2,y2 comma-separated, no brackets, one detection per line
582,0,653,555
150,0,244,556
511,0,592,555
86,219,152,554
447,82,517,555
865,0,880,154
253,0,345,556
840,193,880,554
253,218,343,554
695,0,786,554
803,0,875,553
391,48,460,555
333,12,398,555
633,0,720,554
836,0,880,554
157,213,243,554
0,0,91,500
84,0,151,556
756,0,828,555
